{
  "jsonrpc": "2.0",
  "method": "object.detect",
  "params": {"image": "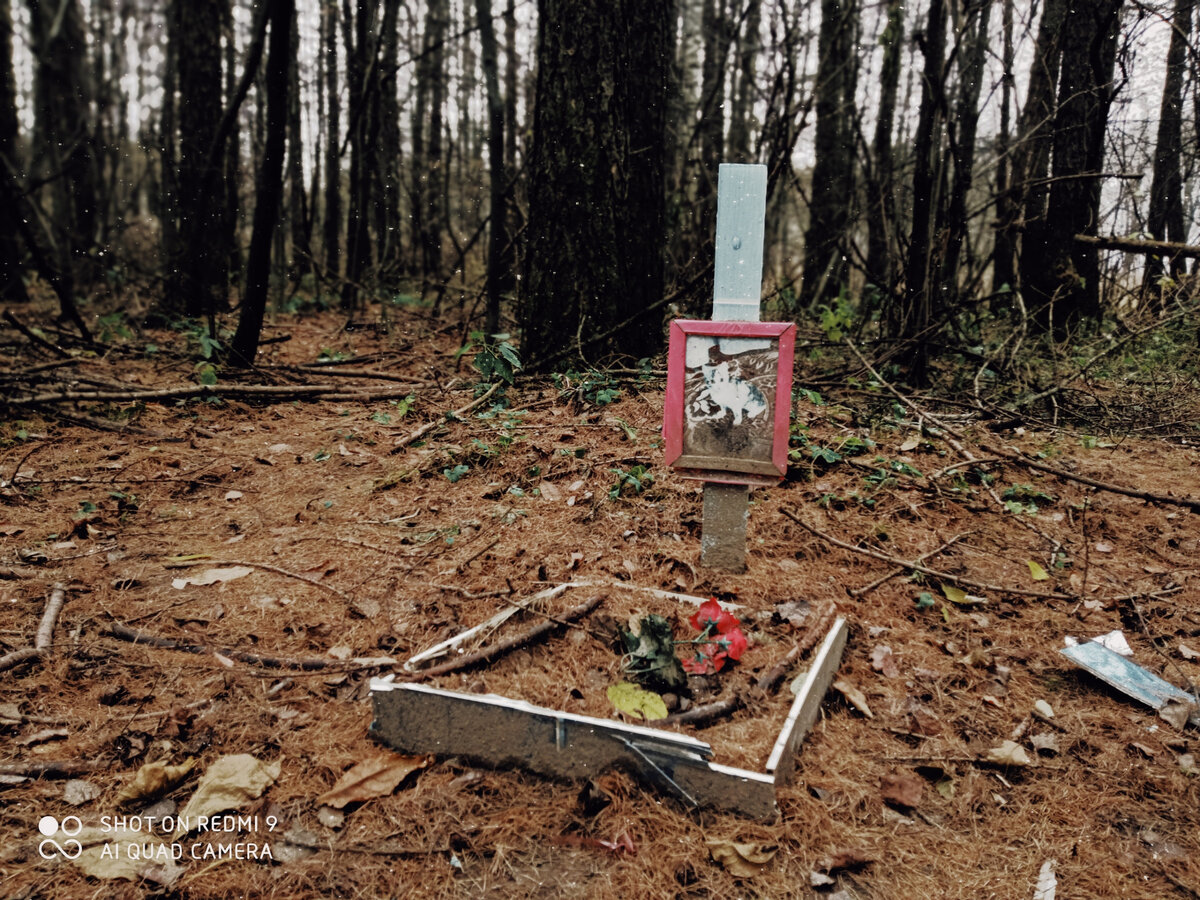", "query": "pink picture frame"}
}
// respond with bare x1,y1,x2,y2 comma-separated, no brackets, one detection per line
663,319,796,484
